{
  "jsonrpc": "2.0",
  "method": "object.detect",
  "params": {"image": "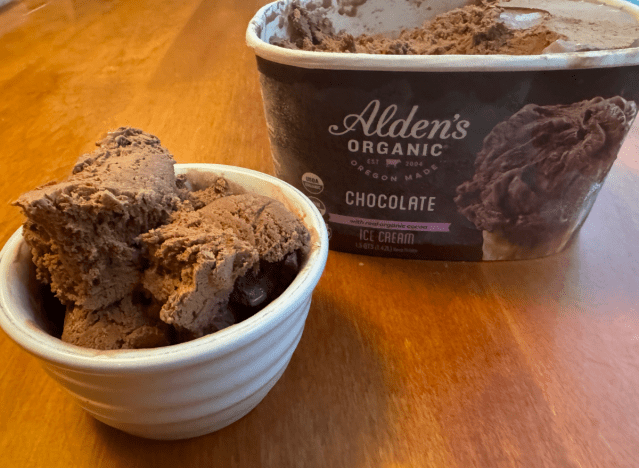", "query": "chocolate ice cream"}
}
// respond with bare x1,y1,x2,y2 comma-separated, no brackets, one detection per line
139,208,256,340
455,96,637,260
61,292,172,350
14,127,185,311
272,0,639,55
141,193,310,339
15,128,311,349
200,194,310,262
